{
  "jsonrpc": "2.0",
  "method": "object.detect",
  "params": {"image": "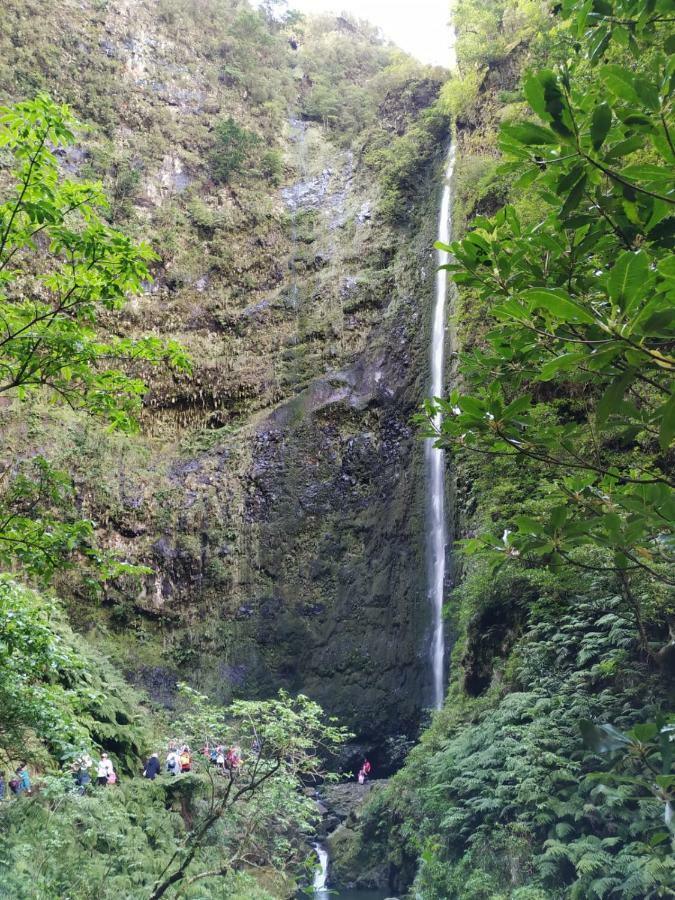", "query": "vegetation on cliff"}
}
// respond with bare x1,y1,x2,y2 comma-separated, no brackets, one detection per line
0,0,449,755
357,0,674,897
